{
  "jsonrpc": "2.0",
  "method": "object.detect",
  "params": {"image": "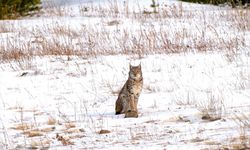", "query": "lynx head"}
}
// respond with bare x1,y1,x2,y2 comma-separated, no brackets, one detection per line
129,63,142,80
